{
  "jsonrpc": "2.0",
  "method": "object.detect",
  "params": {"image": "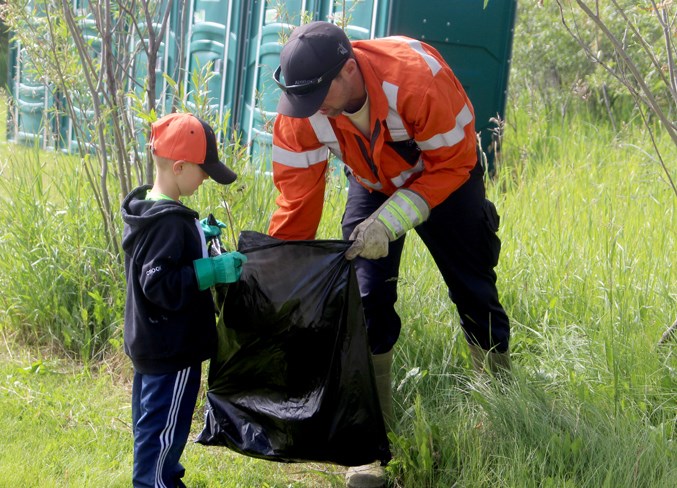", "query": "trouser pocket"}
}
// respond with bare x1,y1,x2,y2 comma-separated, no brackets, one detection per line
483,199,502,268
